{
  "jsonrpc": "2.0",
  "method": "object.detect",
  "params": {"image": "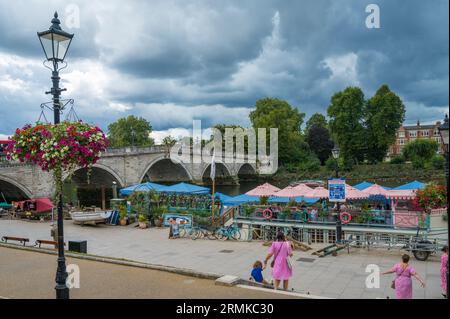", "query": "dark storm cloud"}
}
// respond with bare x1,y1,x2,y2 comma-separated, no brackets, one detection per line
0,0,448,137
